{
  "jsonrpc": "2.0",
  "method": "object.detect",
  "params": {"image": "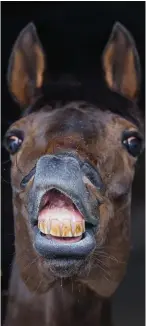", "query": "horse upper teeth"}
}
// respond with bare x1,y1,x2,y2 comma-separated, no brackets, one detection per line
38,221,45,234
73,222,85,237
38,219,85,237
62,220,73,237
50,220,61,237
